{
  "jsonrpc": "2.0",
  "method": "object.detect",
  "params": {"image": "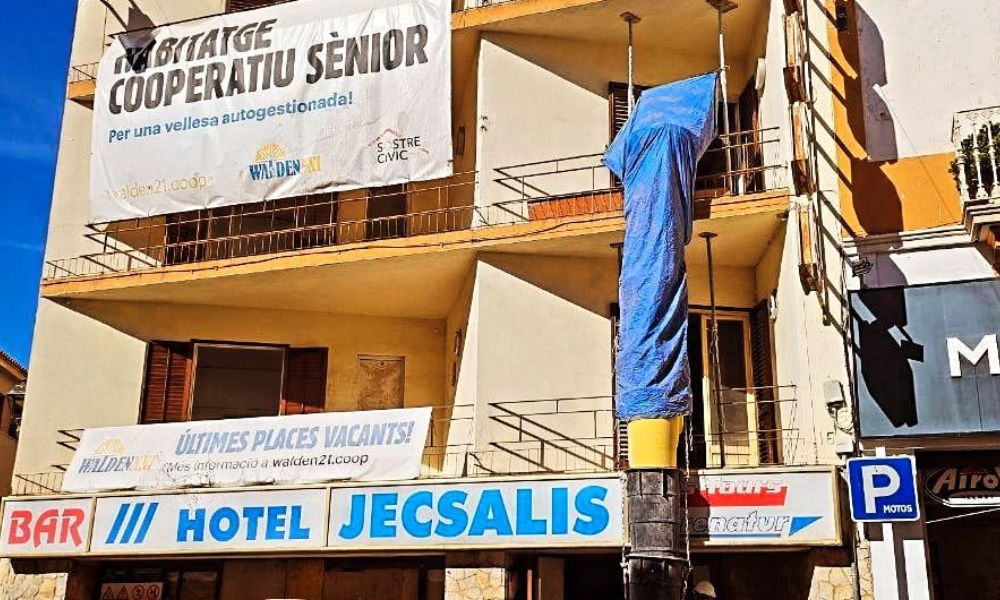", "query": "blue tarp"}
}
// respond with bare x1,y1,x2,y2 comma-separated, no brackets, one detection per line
604,72,718,421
